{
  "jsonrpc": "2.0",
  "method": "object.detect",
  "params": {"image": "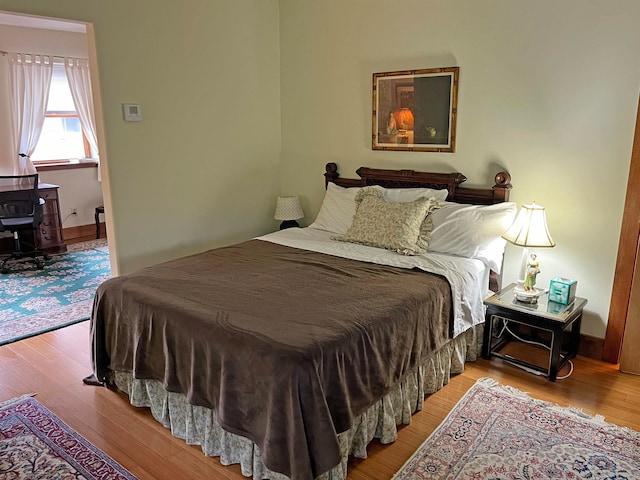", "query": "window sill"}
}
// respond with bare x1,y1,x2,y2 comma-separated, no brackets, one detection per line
34,159,98,172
